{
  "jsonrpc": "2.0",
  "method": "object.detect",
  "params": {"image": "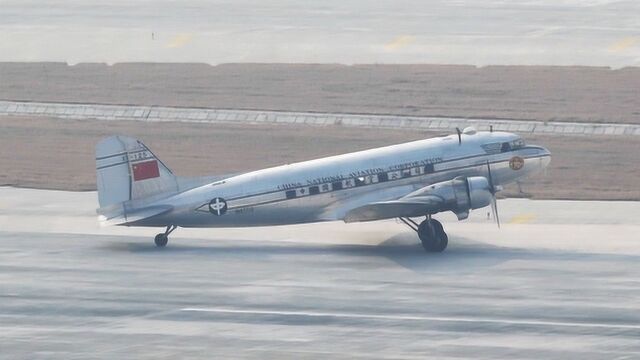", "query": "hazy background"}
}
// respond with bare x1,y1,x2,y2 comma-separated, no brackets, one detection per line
2,0,639,66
